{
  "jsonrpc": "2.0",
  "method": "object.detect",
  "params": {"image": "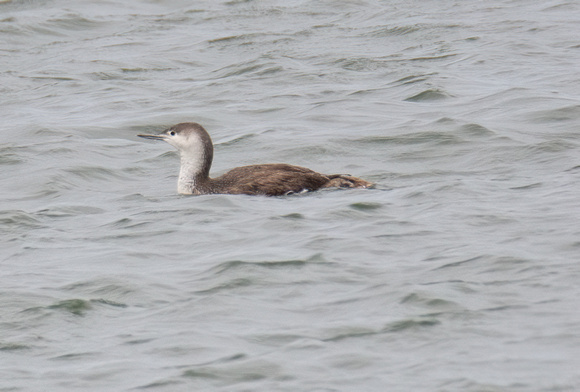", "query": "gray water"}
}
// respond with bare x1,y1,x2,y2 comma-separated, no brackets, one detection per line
1,0,580,391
